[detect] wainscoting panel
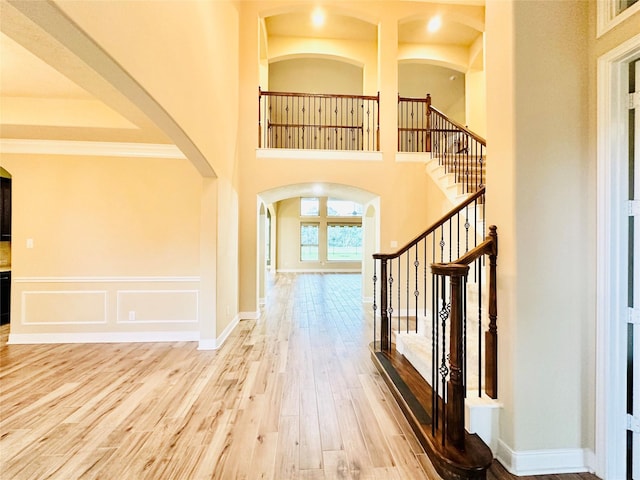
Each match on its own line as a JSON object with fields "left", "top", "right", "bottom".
{"left": 22, "top": 290, "right": 107, "bottom": 325}
{"left": 9, "top": 276, "right": 201, "bottom": 343}
{"left": 116, "top": 290, "right": 198, "bottom": 324}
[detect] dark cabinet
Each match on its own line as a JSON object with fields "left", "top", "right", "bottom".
{"left": 1, "top": 178, "right": 10, "bottom": 241}
{"left": 0, "top": 271, "right": 9, "bottom": 325}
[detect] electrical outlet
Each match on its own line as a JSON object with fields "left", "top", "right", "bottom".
{"left": 26, "top": 238, "right": 34, "bottom": 249}
{"left": 128, "top": 311, "right": 135, "bottom": 321}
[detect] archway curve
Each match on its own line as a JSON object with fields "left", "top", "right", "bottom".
{"left": 269, "top": 53, "right": 365, "bottom": 70}
{"left": 255, "top": 181, "right": 380, "bottom": 303}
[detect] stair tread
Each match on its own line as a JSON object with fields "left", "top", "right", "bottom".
{"left": 371, "top": 344, "right": 493, "bottom": 480}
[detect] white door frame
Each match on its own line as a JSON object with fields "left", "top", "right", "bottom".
{"left": 596, "top": 32, "right": 640, "bottom": 480}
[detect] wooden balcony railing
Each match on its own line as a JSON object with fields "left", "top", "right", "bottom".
{"left": 398, "top": 94, "right": 432, "bottom": 152}
{"left": 258, "top": 88, "right": 380, "bottom": 151}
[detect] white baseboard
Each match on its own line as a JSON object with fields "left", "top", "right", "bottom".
{"left": 496, "top": 440, "right": 593, "bottom": 475}
{"left": 7, "top": 331, "right": 199, "bottom": 344}
{"left": 198, "top": 313, "right": 243, "bottom": 350}
{"left": 239, "top": 310, "right": 260, "bottom": 320}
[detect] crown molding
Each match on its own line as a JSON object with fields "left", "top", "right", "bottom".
{"left": 0, "top": 139, "right": 186, "bottom": 159}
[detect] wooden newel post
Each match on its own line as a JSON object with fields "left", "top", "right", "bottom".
{"left": 426, "top": 93, "right": 432, "bottom": 152}
{"left": 379, "top": 258, "right": 389, "bottom": 351}
{"left": 258, "top": 87, "right": 262, "bottom": 148}
{"left": 485, "top": 225, "right": 498, "bottom": 399}
{"left": 432, "top": 262, "right": 469, "bottom": 450}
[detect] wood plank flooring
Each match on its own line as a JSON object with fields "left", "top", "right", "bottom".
{"left": 0, "top": 273, "right": 601, "bottom": 480}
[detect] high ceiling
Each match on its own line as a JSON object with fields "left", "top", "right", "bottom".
{"left": 263, "top": 6, "right": 484, "bottom": 47}
{"left": 0, "top": 2, "right": 170, "bottom": 144}
{"left": 0, "top": 2, "right": 484, "bottom": 146}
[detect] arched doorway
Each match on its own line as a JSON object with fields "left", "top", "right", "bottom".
{"left": 257, "top": 183, "right": 379, "bottom": 305}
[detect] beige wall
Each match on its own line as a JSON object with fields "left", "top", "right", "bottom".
{"left": 52, "top": 0, "right": 243, "bottom": 344}
{"left": 398, "top": 63, "right": 466, "bottom": 124}
{"left": 486, "top": 0, "right": 592, "bottom": 454}
{"left": 2, "top": 153, "right": 202, "bottom": 339}
{"left": 269, "top": 58, "right": 363, "bottom": 95}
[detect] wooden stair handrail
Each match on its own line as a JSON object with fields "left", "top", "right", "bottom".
{"left": 429, "top": 105, "right": 487, "bottom": 147}
{"left": 374, "top": 187, "right": 485, "bottom": 261}
{"left": 259, "top": 88, "right": 379, "bottom": 102}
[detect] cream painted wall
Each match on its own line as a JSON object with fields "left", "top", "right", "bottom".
{"left": 267, "top": 36, "right": 378, "bottom": 94}
{"left": 465, "top": 70, "right": 486, "bottom": 138}
{"left": 486, "top": 0, "right": 591, "bottom": 456}
{"left": 56, "top": 0, "right": 240, "bottom": 180}
{"left": 269, "top": 58, "right": 363, "bottom": 95}
{"left": 275, "top": 197, "right": 362, "bottom": 272}
{"left": 54, "top": 0, "right": 243, "bottom": 343}
{"left": 2, "top": 153, "right": 202, "bottom": 339}
{"left": 398, "top": 63, "right": 466, "bottom": 124}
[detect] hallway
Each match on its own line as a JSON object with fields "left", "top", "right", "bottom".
{"left": 1, "top": 273, "right": 600, "bottom": 479}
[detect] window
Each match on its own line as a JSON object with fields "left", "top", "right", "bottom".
{"left": 300, "top": 223, "right": 319, "bottom": 261}
{"left": 327, "top": 198, "right": 362, "bottom": 217}
{"left": 617, "top": 0, "right": 638, "bottom": 15}
{"left": 327, "top": 224, "right": 362, "bottom": 261}
{"left": 300, "top": 197, "right": 319, "bottom": 216}
{"left": 598, "top": 0, "right": 640, "bottom": 36}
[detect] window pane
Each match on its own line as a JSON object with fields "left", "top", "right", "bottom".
{"left": 301, "top": 246, "right": 319, "bottom": 261}
{"left": 617, "top": 0, "right": 638, "bottom": 15}
{"left": 300, "top": 197, "right": 319, "bottom": 216}
{"left": 327, "top": 224, "right": 362, "bottom": 261}
{"left": 327, "top": 198, "right": 363, "bottom": 217}
{"left": 300, "top": 224, "right": 319, "bottom": 261}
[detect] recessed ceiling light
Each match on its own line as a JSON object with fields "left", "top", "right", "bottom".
{"left": 427, "top": 16, "right": 442, "bottom": 33}
{"left": 312, "top": 7, "right": 325, "bottom": 28}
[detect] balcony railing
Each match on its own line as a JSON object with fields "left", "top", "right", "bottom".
{"left": 258, "top": 88, "right": 380, "bottom": 151}
{"left": 398, "top": 94, "right": 432, "bottom": 152}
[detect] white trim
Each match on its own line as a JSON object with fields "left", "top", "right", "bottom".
{"left": 256, "top": 148, "right": 383, "bottom": 162}
{"left": 362, "top": 295, "right": 373, "bottom": 304}
{"left": 597, "top": 0, "right": 640, "bottom": 38}
{"left": 198, "top": 313, "right": 243, "bottom": 350}
{"left": 239, "top": 310, "right": 261, "bottom": 320}
{"left": 496, "top": 440, "right": 592, "bottom": 476}
{"left": 7, "top": 331, "right": 199, "bottom": 345}
{"left": 14, "top": 276, "right": 200, "bottom": 283}
{"left": 0, "top": 139, "right": 186, "bottom": 159}
{"left": 276, "top": 268, "right": 362, "bottom": 273}
{"left": 596, "top": 32, "right": 640, "bottom": 480}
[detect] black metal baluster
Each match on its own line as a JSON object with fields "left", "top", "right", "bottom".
{"left": 414, "top": 244, "right": 419, "bottom": 334}
{"left": 478, "top": 256, "right": 483, "bottom": 397}
{"left": 397, "top": 257, "right": 401, "bottom": 332}
{"left": 373, "top": 260, "right": 377, "bottom": 350}
{"left": 432, "top": 272, "right": 439, "bottom": 435}
{"left": 440, "top": 274, "right": 449, "bottom": 446}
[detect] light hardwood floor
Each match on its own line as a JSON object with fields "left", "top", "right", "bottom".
{"left": 0, "top": 273, "right": 601, "bottom": 480}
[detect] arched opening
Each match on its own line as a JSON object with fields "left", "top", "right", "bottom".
{"left": 257, "top": 182, "right": 379, "bottom": 304}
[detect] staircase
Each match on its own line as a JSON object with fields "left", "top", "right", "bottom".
{"left": 373, "top": 104, "right": 497, "bottom": 480}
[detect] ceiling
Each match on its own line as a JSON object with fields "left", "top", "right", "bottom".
{"left": 0, "top": 2, "right": 484, "bottom": 146}
{"left": 0, "top": 2, "right": 170, "bottom": 145}
{"left": 264, "top": 6, "right": 484, "bottom": 47}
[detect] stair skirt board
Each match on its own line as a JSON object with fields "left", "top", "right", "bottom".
{"left": 371, "top": 345, "right": 493, "bottom": 480}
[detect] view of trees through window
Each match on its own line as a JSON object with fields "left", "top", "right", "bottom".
{"left": 327, "top": 224, "right": 362, "bottom": 260}
{"left": 298, "top": 197, "right": 363, "bottom": 262}
{"left": 300, "top": 197, "right": 319, "bottom": 216}
{"left": 300, "top": 223, "right": 319, "bottom": 261}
